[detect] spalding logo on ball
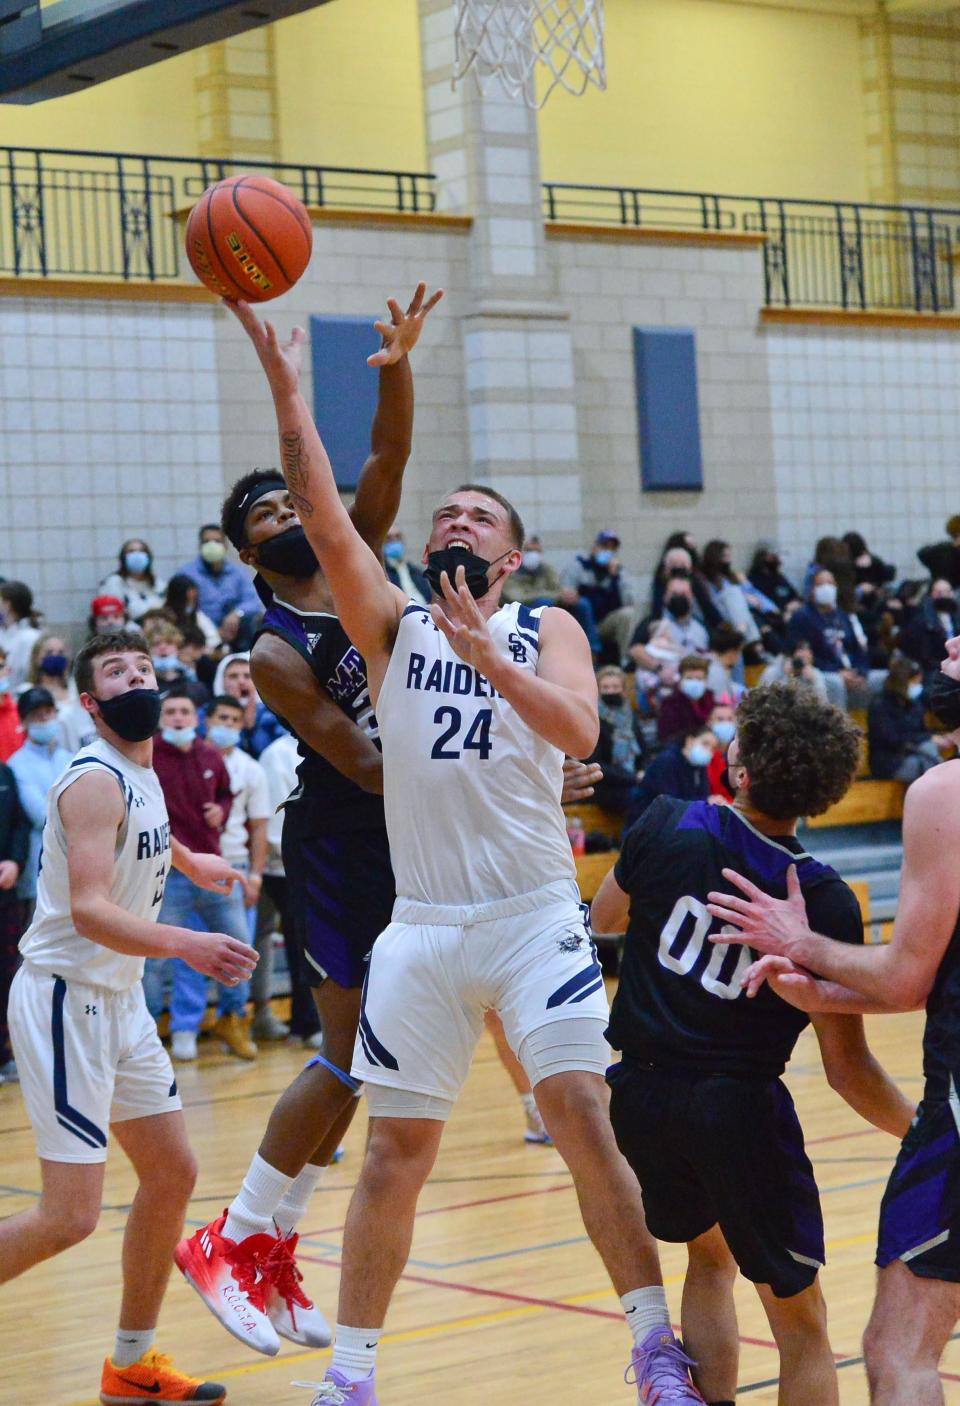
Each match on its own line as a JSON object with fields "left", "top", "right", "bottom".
{"left": 185, "top": 174, "right": 312, "bottom": 302}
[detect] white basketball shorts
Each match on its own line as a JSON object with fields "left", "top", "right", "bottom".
{"left": 351, "top": 879, "right": 610, "bottom": 1108}
{"left": 9, "top": 963, "right": 182, "bottom": 1164}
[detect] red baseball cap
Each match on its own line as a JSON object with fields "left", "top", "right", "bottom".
{"left": 90, "top": 594, "right": 125, "bottom": 619}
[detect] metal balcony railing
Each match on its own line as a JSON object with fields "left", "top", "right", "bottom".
{"left": 543, "top": 182, "right": 960, "bottom": 313}
{"left": 0, "top": 147, "right": 437, "bottom": 281}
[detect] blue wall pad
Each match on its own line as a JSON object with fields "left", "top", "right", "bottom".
{"left": 310, "top": 314, "right": 381, "bottom": 492}
{"left": 632, "top": 327, "right": 703, "bottom": 492}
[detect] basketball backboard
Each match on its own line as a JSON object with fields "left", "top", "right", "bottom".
{"left": 0, "top": 0, "right": 337, "bottom": 103}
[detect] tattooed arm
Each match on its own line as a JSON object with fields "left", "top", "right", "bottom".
{"left": 229, "top": 301, "right": 406, "bottom": 667}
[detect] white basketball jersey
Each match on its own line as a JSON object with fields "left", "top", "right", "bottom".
{"left": 19, "top": 738, "right": 171, "bottom": 992}
{"left": 377, "top": 600, "right": 576, "bottom": 905}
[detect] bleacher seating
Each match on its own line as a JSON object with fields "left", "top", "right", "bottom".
{"left": 805, "top": 779, "right": 905, "bottom": 829}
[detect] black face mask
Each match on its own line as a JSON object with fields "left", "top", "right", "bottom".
{"left": 601, "top": 694, "right": 625, "bottom": 707}
{"left": 665, "top": 593, "right": 692, "bottom": 619}
{"left": 93, "top": 688, "right": 162, "bottom": 743}
{"left": 929, "top": 673, "right": 960, "bottom": 731}
{"left": 934, "top": 597, "right": 957, "bottom": 614}
{"left": 254, "top": 525, "right": 319, "bottom": 579}
{"left": 424, "top": 546, "right": 510, "bottom": 601}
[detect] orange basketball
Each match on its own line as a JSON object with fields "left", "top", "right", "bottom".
{"left": 185, "top": 174, "right": 313, "bottom": 303}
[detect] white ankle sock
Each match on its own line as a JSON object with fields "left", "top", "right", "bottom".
{"left": 223, "top": 1152, "right": 293, "bottom": 1242}
{"left": 112, "top": 1328, "right": 156, "bottom": 1368}
{"left": 621, "top": 1286, "right": 671, "bottom": 1347}
{"left": 332, "top": 1323, "right": 381, "bottom": 1379}
{"left": 520, "top": 1092, "right": 537, "bottom": 1116}
{"left": 274, "top": 1163, "right": 324, "bottom": 1236}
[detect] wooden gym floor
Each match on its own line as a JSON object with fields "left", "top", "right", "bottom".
{"left": 1, "top": 993, "right": 957, "bottom": 1405}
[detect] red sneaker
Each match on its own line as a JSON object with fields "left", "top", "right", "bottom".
{"left": 263, "top": 1229, "right": 332, "bottom": 1348}
{"left": 174, "top": 1212, "right": 280, "bottom": 1356}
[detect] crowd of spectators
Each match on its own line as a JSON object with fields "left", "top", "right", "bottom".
{"left": 1, "top": 510, "right": 959, "bottom": 1082}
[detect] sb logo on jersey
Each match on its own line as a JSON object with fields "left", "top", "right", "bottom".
{"left": 507, "top": 632, "right": 528, "bottom": 665}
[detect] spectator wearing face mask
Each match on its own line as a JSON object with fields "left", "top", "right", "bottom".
{"left": 0, "top": 648, "right": 21, "bottom": 761}
{"left": 213, "top": 652, "right": 284, "bottom": 759}
{"left": 0, "top": 582, "right": 42, "bottom": 690}
{"left": 899, "top": 579, "right": 960, "bottom": 693}
{"left": 707, "top": 698, "right": 736, "bottom": 802}
{"left": 705, "top": 623, "right": 746, "bottom": 702}
{"left": 868, "top": 656, "right": 951, "bottom": 784}
{"left": 177, "top": 523, "right": 262, "bottom": 633}
{"left": 588, "top": 666, "right": 647, "bottom": 813}
{"left": 747, "top": 543, "right": 800, "bottom": 615}
{"left": 787, "top": 569, "right": 870, "bottom": 710}
{"left": 758, "top": 639, "right": 829, "bottom": 703}
{"left": 25, "top": 633, "right": 74, "bottom": 707}
{"left": 87, "top": 593, "right": 128, "bottom": 636}
{"left": 99, "top": 537, "right": 167, "bottom": 622}
{"left": 700, "top": 540, "right": 763, "bottom": 660}
{"left": 8, "top": 687, "right": 71, "bottom": 918}
{"left": 630, "top": 575, "right": 709, "bottom": 678}
{"left": 564, "top": 531, "right": 637, "bottom": 663}
{"left": 145, "top": 689, "right": 255, "bottom": 1062}
{"left": 503, "top": 534, "right": 561, "bottom": 606}
{"left": 624, "top": 726, "right": 716, "bottom": 831}
{"left": 657, "top": 655, "right": 716, "bottom": 743}
{"left": 383, "top": 529, "right": 429, "bottom": 605}
{"left": 164, "top": 573, "right": 220, "bottom": 651}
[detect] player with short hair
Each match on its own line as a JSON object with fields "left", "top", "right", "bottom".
{"left": 705, "top": 644, "right": 960, "bottom": 1405}
{"left": 0, "top": 630, "right": 254, "bottom": 1406}
{"left": 592, "top": 683, "right": 913, "bottom": 1406}
{"left": 227, "top": 296, "right": 705, "bottom": 1405}
{"left": 178, "top": 286, "right": 597, "bottom": 1356}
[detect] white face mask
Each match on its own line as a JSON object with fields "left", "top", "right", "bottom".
{"left": 687, "top": 742, "right": 713, "bottom": 769}
{"left": 813, "top": 583, "right": 837, "bottom": 609}
{"left": 680, "top": 677, "right": 707, "bottom": 701}
{"left": 907, "top": 683, "right": 924, "bottom": 701}
{"left": 522, "top": 551, "right": 542, "bottom": 572}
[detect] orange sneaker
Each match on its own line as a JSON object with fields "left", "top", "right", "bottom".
{"left": 100, "top": 1349, "right": 226, "bottom": 1405}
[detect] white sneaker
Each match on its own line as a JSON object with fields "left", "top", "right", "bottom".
{"left": 171, "top": 1030, "right": 198, "bottom": 1061}
{"left": 263, "top": 1229, "right": 332, "bottom": 1348}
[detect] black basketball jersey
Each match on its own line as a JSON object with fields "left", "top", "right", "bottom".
{"left": 922, "top": 911, "right": 960, "bottom": 1101}
{"left": 256, "top": 598, "right": 385, "bottom": 833}
{"left": 606, "top": 797, "right": 863, "bottom": 1079}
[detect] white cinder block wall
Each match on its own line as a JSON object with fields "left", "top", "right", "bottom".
{"left": 1, "top": 220, "right": 958, "bottom": 633}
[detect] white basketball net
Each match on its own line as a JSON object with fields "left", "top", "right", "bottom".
{"left": 453, "top": 0, "right": 606, "bottom": 110}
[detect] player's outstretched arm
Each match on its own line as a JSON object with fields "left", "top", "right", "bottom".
{"left": 709, "top": 762, "right": 960, "bottom": 1009}
{"left": 811, "top": 1012, "right": 916, "bottom": 1138}
{"left": 432, "top": 580, "right": 599, "bottom": 756}
{"left": 61, "top": 777, "right": 256, "bottom": 985}
{"left": 741, "top": 955, "right": 916, "bottom": 1014}
{"left": 350, "top": 282, "right": 443, "bottom": 553}
{"left": 227, "top": 299, "right": 405, "bottom": 664}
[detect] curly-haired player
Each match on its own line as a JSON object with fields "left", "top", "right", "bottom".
{"left": 592, "top": 683, "right": 914, "bottom": 1406}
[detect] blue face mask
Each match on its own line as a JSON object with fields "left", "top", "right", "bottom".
{"left": 162, "top": 726, "right": 196, "bottom": 747}
{"left": 687, "top": 742, "right": 713, "bottom": 769}
{"left": 593, "top": 549, "right": 613, "bottom": 567}
{"left": 0, "top": 677, "right": 10, "bottom": 694}
{"left": 712, "top": 720, "right": 736, "bottom": 745}
{"left": 124, "top": 549, "right": 150, "bottom": 575}
{"left": 28, "top": 720, "right": 59, "bottom": 746}
{"left": 907, "top": 683, "right": 924, "bottom": 702}
{"left": 383, "top": 540, "right": 405, "bottom": 562}
{"left": 208, "top": 724, "right": 241, "bottom": 750}
{"left": 152, "top": 656, "right": 179, "bottom": 676}
{"left": 680, "top": 678, "right": 707, "bottom": 701}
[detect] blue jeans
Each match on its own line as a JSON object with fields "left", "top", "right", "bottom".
{"left": 143, "top": 869, "right": 253, "bottom": 1032}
